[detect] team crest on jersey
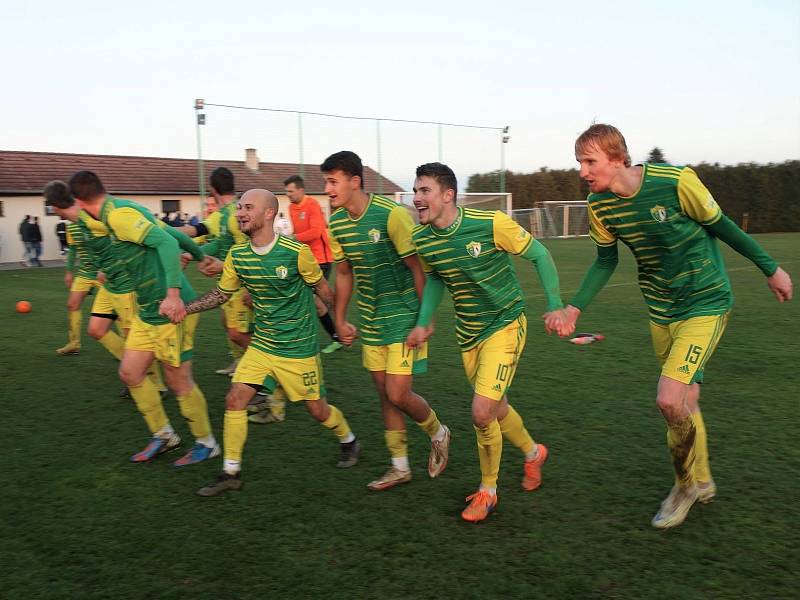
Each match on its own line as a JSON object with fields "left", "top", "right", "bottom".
{"left": 368, "top": 228, "right": 381, "bottom": 243}
{"left": 705, "top": 193, "right": 717, "bottom": 209}
{"left": 516, "top": 226, "right": 528, "bottom": 241}
{"left": 275, "top": 265, "right": 288, "bottom": 279}
{"left": 466, "top": 241, "right": 482, "bottom": 257}
{"left": 650, "top": 205, "right": 668, "bottom": 223}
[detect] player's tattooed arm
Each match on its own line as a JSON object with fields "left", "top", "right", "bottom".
{"left": 185, "top": 288, "right": 231, "bottom": 314}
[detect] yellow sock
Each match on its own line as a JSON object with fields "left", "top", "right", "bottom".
{"left": 98, "top": 331, "right": 124, "bottom": 359}
{"left": 321, "top": 405, "right": 352, "bottom": 441}
{"left": 384, "top": 429, "right": 408, "bottom": 459}
{"left": 129, "top": 377, "right": 168, "bottom": 434}
{"left": 475, "top": 419, "right": 502, "bottom": 489}
{"left": 416, "top": 408, "right": 441, "bottom": 439}
{"left": 68, "top": 310, "right": 82, "bottom": 346}
{"left": 228, "top": 338, "right": 245, "bottom": 359}
{"left": 223, "top": 409, "right": 248, "bottom": 464}
{"left": 269, "top": 387, "right": 287, "bottom": 418}
{"left": 146, "top": 362, "right": 166, "bottom": 391}
{"left": 667, "top": 416, "right": 697, "bottom": 487}
{"left": 177, "top": 385, "right": 212, "bottom": 439}
{"left": 499, "top": 405, "right": 535, "bottom": 456}
{"left": 692, "top": 410, "right": 711, "bottom": 483}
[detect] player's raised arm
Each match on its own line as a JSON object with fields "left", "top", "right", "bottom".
{"left": 185, "top": 250, "right": 239, "bottom": 314}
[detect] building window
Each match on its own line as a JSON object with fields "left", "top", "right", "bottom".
{"left": 162, "top": 199, "right": 181, "bottom": 215}
{"left": 44, "top": 200, "right": 57, "bottom": 216}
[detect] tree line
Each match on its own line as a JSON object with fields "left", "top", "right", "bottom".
{"left": 466, "top": 151, "right": 800, "bottom": 233}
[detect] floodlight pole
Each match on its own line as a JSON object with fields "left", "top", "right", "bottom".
{"left": 195, "top": 99, "right": 206, "bottom": 216}
{"left": 297, "top": 112, "right": 305, "bottom": 179}
{"left": 500, "top": 126, "right": 510, "bottom": 194}
{"left": 376, "top": 119, "right": 384, "bottom": 195}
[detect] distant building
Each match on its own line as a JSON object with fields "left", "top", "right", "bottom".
{"left": 0, "top": 148, "right": 403, "bottom": 264}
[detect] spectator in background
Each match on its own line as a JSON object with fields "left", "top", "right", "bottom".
{"left": 189, "top": 213, "right": 201, "bottom": 227}
{"left": 56, "top": 219, "right": 68, "bottom": 255}
{"left": 274, "top": 211, "right": 292, "bottom": 236}
{"left": 19, "top": 215, "right": 33, "bottom": 266}
{"left": 30, "top": 216, "right": 44, "bottom": 267}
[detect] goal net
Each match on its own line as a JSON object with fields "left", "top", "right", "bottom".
{"left": 510, "top": 201, "right": 589, "bottom": 239}
{"left": 394, "top": 192, "right": 512, "bottom": 223}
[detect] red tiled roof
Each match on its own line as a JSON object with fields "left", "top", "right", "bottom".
{"left": 0, "top": 150, "right": 404, "bottom": 195}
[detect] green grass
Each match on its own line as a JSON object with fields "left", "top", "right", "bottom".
{"left": 1, "top": 234, "right": 798, "bottom": 600}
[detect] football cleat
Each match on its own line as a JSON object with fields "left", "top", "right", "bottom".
{"left": 367, "top": 467, "right": 412, "bottom": 491}
{"left": 321, "top": 341, "right": 343, "bottom": 354}
{"left": 461, "top": 490, "right": 498, "bottom": 522}
{"left": 248, "top": 410, "right": 285, "bottom": 424}
{"left": 522, "top": 444, "right": 549, "bottom": 491}
{"left": 130, "top": 433, "right": 181, "bottom": 463}
{"left": 696, "top": 479, "right": 717, "bottom": 504}
{"left": 215, "top": 358, "right": 240, "bottom": 376}
{"left": 119, "top": 387, "right": 132, "bottom": 399}
{"left": 428, "top": 425, "right": 452, "bottom": 478}
{"left": 173, "top": 443, "right": 221, "bottom": 467}
{"left": 197, "top": 472, "right": 243, "bottom": 497}
{"left": 56, "top": 343, "right": 81, "bottom": 356}
{"left": 336, "top": 439, "right": 361, "bottom": 468}
{"left": 246, "top": 395, "right": 268, "bottom": 414}
{"left": 652, "top": 484, "right": 699, "bottom": 529}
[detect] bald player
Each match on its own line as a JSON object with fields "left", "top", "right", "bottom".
{"left": 184, "top": 189, "right": 360, "bottom": 496}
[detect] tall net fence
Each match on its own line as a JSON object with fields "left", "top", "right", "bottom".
{"left": 195, "top": 102, "right": 508, "bottom": 194}
{"left": 510, "top": 201, "right": 589, "bottom": 239}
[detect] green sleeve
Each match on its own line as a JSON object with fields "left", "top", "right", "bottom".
{"left": 569, "top": 243, "right": 619, "bottom": 311}
{"left": 201, "top": 238, "right": 220, "bottom": 259}
{"left": 415, "top": 274, "right": 445, "bottom": 327}
{"left": 165, "top": 226, "right": 205, "bottom": 262}
{"left": 520, "top": 239, "right": 564, "bottom": 311}
{"left": 141, "top": 227, "right": 182, "bottom": 288}
{"left": 66, "top": 246, "right": 76, "bottom": 272}
{"left": 705, "top": 215, "right": 778, "bottom": 276}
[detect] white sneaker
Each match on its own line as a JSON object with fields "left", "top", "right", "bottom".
{"left": 652, "top": 484, "right": 698, "bottom": 529}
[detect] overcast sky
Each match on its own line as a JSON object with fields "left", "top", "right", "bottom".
{"left": 2, "top": 0, "right": 798, "bottom": 189}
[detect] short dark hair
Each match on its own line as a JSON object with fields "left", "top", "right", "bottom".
{"left": 416, "top": 162, "right": 458, "bottom": 198}
{"left": 43, "top": 180, "right": 75, "bottom": 208}
{"left": 320, "top": 151, "right": 364, "bottom": 189}
{"left": 209, "top": 167, "right": 235, "bottom": 195}
{"left": 69, "top": 170, "right": 106, "bottom": 200}
{"left": 283, "top": 175, "right": 305, "bottom": 188}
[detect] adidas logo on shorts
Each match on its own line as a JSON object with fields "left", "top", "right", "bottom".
{"left": 677, "top": 364, "right": 691, "bottom": 375}
{"left": 492, "top": 383, "right": 502, "bottom": 391}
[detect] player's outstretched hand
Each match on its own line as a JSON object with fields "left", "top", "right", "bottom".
{"left": 767, "top": 267, "right": 793, "bottom": 303}
{"left": 97, "top": 271, "right": 107, "bottom": 285}
{"left": 543, "top": 308, "right": 575, "bottom": 337}
{"left": 198, "top": 256, "right": 223, "bottom": 277}
{"left": 159, "top": 294, "right": 186, "bottom": 323}
{"left": 336, "top": 321, "right": 359, "bottom": 347}
{"left": 406, "top": 325, "right": 431, "bottom": 349}
{"left": 180, "top": 252, "right": 193, "bottom": 269}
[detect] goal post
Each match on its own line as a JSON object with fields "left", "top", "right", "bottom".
{"left": 510, "top": 201, "right": 589, "bottom": 239}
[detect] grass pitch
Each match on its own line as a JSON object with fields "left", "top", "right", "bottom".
{"left": 1, "top": 234, "right": 797, "bottom": 600}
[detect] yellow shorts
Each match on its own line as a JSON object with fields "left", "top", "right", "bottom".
{"left": 461, "top": 313, "right": 527, "bottom": 401}
{"left": 222, "top": 288, "right": 254, "bottom": 334}
{"left": 362, "top": 342, "right": 428, "bottom": 376}
{"left": 70, "top": 276, "right": 100, "bottom": 293}
{"left": 91, "top": 287, "right": 137, "bottom": 330}
{"left": 650, "top": 313, "right": 728, "bottom": 384}
{"left": 232, "top": 346, "right": 325, "bottom": 402}
{"left": 125, "top": 313, "right": 199, "bottom": 367}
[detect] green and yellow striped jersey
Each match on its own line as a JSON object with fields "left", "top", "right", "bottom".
{"left": 588, "top": 163, "right": 732, "bottom": 324}
{"left": 413, "top": 207, "right": 534, "bottom": 350}
{"left": 328, "top": 195, "right": 419, "bottom": 345}
{"left": 204, "top": 200, "right": 247, "bottom": 260}
{"left": 65, "top": 222, "right": 98, "bottom": 280}
{"left": 218, "top": 237, "right": 322, "bottom": 358}
{"left": 99, "top": 196, "right": 197, "bottom": 324}
{"left": 76, "top": 210, "right": 138, "bottom": 295}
